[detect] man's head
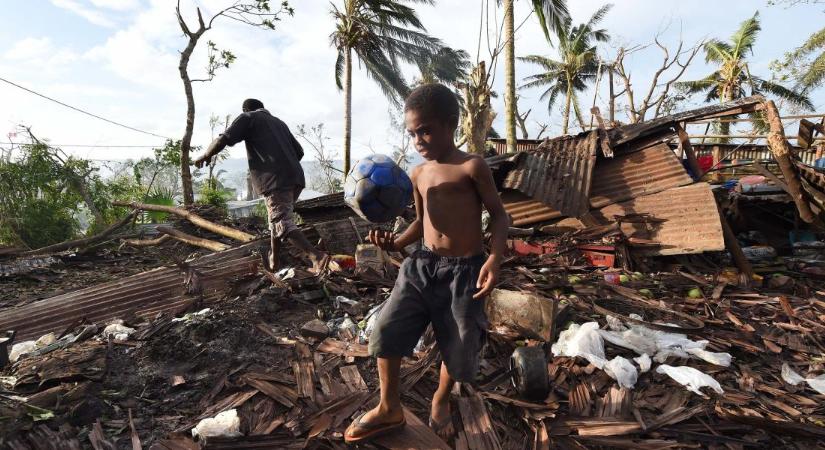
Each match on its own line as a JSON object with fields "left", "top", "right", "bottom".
{"left": 242, "top": 98, "right": 265, "bottom": 112}
{"left": 404, "top": 83, "right": 460, "bottom": 161}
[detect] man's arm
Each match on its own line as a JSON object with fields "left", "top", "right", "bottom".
{"left": 470, "top": 156, "right": 508, "bottom": 298}
{"left": 194, "top": 113, "right": 251, "bottom": 168}
{"left": 193, "top": 136, "right": 227, "bottom": 168}
{"left": 369, "top": 166, "right": 423, "bottom": 251}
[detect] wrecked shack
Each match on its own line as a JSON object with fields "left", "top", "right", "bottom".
{"left": 1, "top": 96, "right": 825, "bottom": 449}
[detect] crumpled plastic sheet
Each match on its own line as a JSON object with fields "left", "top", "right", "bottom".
{"left": 656, "top": 364, "right": 724, "bottom": 397}
{"left": 9, "top": 341, "right": 37, "bottom": 363}
{"left": 102, "top": 323, "right": 136, "bottom": 341}
{"left": 192, "top": 409, "right": 241, "bottom": 440}
{"left": 634, "top": 354, "right": 651, "bottom": 373}
{"left": 599, "top": 315, "right": 732, "bottom": 367}
{"left": 551, "top": 322, "right": 607, "bottom": 369}
{"left": 604, "top": 356, "right": 638, "bottom": 389}
{"left": 781, "top": 363, "right": 825, "bottom": 395}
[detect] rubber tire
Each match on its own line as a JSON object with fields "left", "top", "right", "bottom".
{"left": 510, "top": 346, "right": 549, "bottom": 401}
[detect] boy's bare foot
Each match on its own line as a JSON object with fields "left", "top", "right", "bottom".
{"left": 344, "top": 404, "right": 406, "bottom": 443}
{"left": 429, "top": 397, "right": 454, "bottom": 440}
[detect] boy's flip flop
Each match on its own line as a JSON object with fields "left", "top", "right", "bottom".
{"left": 343, "top": 411, "right": 406, "bottom": 444}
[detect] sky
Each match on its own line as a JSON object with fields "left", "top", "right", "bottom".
{"left": 1, "top": 0, "right": 824, "bottom": 166}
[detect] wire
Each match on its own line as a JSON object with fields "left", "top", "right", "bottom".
{"left": 22, "top": 144, "right": 164, "bottom": 148}
{"left": 0, "top": 75, "right": 171, "bottom": 140}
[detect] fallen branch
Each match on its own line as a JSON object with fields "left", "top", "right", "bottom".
{"left": 21, "top": 211, "right": 138, "bottom": 256}
{"left": 113, "top": 201, "right": 254, "bottom": 242}
{"left": 157, "top": 226, "right": 229, "bottom": 252}
{"left": 122, "top": 235, "right": 172, "bottom": 247}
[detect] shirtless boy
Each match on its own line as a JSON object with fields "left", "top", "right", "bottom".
{"left": 344, "top": 84, "right": 509, "bottom": 443}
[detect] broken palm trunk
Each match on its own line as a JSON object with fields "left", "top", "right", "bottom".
{"left": 462, "top": 62, "right": 495, "bottom": 155}
{"left": 764, "top": 100, "right": 822, "bottom": 226}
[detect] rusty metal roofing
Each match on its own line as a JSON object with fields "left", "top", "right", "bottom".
{"left": 488, "top": 138, "right": 545, "bottom": 155}
{"left": 609, "top": 96, "right": 764, "bottom": 146}
{"left": 502, "top": 131, "right": 599, "bottom": 217}
{"left": 593, "top": 183, "right": 725, "bottom": 256}
{"left": 0, "top": 241, "right": 262, "bottom": 341}
{"left": 589, "top": 142, "right": 693, "bottom": 209}
{"left": 501, "top": 189, "right": 562, "bottom": 227}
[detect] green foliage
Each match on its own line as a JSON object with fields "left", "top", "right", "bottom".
{"left": 12, "top": 200, "right": 78, "bottom": 249}
{"left": 197, "top": 184, "right": 232, "bottom": 212}
{"left": 143, "top": 187, "right": 176, "bottom": 223}
{"left": 771, "top": 27, "right": 825, "bottom": 92}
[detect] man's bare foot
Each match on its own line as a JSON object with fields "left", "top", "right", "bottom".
{"left": 429, "top": 397, "right": 454, "bottom": 440}
{"left": 344, "top": 404, "right": 405, "bottom": 443}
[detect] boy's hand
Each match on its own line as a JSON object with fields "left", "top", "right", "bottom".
{"left": 369, "top": 229, "right": 397, "bottom": 252}
{"left": 474, "top": 255, "right": 501, "bottom": 299}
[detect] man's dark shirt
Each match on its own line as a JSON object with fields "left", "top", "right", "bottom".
{"left": 221, "top": 109, "right": 305, "bottom": 195}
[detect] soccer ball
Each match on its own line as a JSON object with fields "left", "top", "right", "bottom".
{"left": 344, "top": 154, "right": 413, "bottom": 223}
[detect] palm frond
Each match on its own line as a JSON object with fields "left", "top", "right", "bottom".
{"left": 797, "top": 27, "right": 825, "bottom": 56}
{"left": 731, "top": 12, "right": 760, "bottom": 57}
{"left": 531, "top": 0, "right": 570, "bottom": 43}
{"left": 704, "top": 39, "right": 732, "bottom": 64}
{"left": 334, "top": 50, "right": 345, "bottom": 90}
{"left": 754, "top": 78, "right": 814, "bottom": 109}
{"left": 800, "top": 50, "right": 825, "bottom": 90}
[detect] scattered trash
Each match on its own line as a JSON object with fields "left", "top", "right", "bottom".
{"left": 634, "top": 354, "right": 651, "bottom": 373}
{"left": 8, "top": 341, "right": 36, "bottom": 363}
{"left": 172, "top": 308, "right": 212, "bottom": 323}
{"left": 604, "top": 356, "right": 638, "bottom": 389}
{"left": 655, "top": 365, "right": 724, "bottom": 397}
{"left": 102, "top": 323, "right": 136, "bottom": 341}
{"left": 551, "top": 322, "right": 606, "bottom": 369}
{"left": 780, "top": 363, "right": 825, "bottom": 395}
{"left": 192, "top": 409, "right": 242, "bottom": 440}
{"left": 741, "top": 245, "right": 778, "bottom": 262}
{"left": 487, "top": 289, "right": 564, "bottom": 342}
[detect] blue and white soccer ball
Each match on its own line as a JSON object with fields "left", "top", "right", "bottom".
{"left": 344, "top": 154, "right": 413, "bottom": 223}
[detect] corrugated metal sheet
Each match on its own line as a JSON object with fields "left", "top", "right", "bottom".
{"left": 609, "top": 96, "right": 764, "bottom": 146}
{"left": 593, "top": 183, "right": 724, "bottom": 256}
{"left": 488, "top": 139, "right": 544, "bottom": 155}
{"left": 0, "top": 241, "right": 262, "bottom": 341}
{"left": 502, "top": 131, "right": 599, "bottom": 217}
{"left": 501, "top": 190, "right": 562, "bottom": 227}
{"left": 589, "top": 143, "right": 693, "bottom": 209}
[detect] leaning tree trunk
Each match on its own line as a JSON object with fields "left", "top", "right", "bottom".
{"left": 343, "top": 47, "right": 353, "bottom": 179}
{"left": 562, "top": 83, "right": 572, "bottom": 135}
{"left": 503, "top": 0, "right": 517, "bottom": 154}
{"left": 463, "top": 62, "right": 494, "bottom": 154}
{"left": 179, "top": 35, "right": 199, "bottom": 206}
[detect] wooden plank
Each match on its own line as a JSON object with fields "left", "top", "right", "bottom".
{"left": 340, "top": 365, "right": 368, "bottom": 392}
{"left": 675, "top": 123, "right": 702, "bottom": 179}
{"left": 374, "top": 409, "right": 451, "bottom": 450}
{"left": 292, "top": 360, "right": 316, "bottom": 402}
{"left": 317, "top": 338, "right": 370, "bottom": 358}
{"left": 457, "top": 394, "right": 502, "bottom": 450}
{"left": 244, "top": 377, "right": 298, "bottom": 408}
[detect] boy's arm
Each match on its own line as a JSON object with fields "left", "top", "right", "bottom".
{"left": 469, "top": 156, "right": 508, "bottom": 299}
{"left": 194, "top": 137, "right": 227, "bottom": 168}
{"left": 369, "top": 166, "right": 423, "bottom": 251}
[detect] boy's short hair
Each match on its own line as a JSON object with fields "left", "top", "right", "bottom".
{"left": 404, "top": 83, "right": 460, "bottom": 129}
{"left": 242, "top": 98, "right": 264, "bottom": 112}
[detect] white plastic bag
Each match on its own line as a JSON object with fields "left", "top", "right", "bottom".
{"left": 685, "top": 347, "right": 732, "bottom": 367}
{"left": 604, "top": 356, "right": 638, "bottom": 389}
{"left": 103, "top": 323, "right": 135, "bottom": 341}
{"left": 781, "top": 363, "right": 825, "bottom": 395}
{"left": 35, "top": 333, "right": 56, "bottom": 347}
{"left": 551, "top": 322, "right": 606, "bottom": 369}
{"left": 192, "top": 409, "right": 242, "bottom": 440}
{"left": 634, "top": 354, "right": 651, "bottom": 373}
{"left": 656, "top": 364, "right": 723, "bottom": 396}
{"left": 9, "top": 341, "right": 36, "bottom": 363}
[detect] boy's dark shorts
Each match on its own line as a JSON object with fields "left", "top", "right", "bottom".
{"left": 368, "top": 248, "right": 488, "bottom": 382}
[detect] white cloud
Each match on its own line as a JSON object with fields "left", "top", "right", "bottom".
{"left": 5, "top": 37, "right": 54, "bottom": 60}
{"left": 89, "top": 0, "right": 141, "bottom": 11}
{"left": 50, "top": 0, "right": 116, "bottom": 28}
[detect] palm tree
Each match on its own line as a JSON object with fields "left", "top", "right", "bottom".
{"left": 774, "top": 27, "right": 825, "bottom": 93}
{"left": 417, "top": 46, "right": 471, "bottom": 85}
{"left": 503, "top": 0, "right": 569, "bottom": 152}
{"left": 678, "top": 12, "right": 813, "bottom": 141}
{"left": 330, "top": 0, "right": 444, "bottom": 176}
{"left": 518, "top": 5, "right": 611, "bottom": 135}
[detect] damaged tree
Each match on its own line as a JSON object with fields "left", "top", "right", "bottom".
{"left": 764, "top": 100, "right": 822, "bottom": 225}
{"left": 113, "top": 201, "right": 255, "bottom": 242}
{"left": 175, "top": 0, "right": 294, "bottom": 205}
{"left": 462, "top": 62, "right": 496, "bottom": 154}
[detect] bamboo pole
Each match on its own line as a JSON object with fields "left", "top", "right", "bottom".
{"left": 763, "top": 100, "right": 819, "bottom": 224}
{"left": 157, "top": 226, "right": 229, "bottom": 252}
{"left": 123, "top": 235, "right": 172, "bottom": 247}
{"left": 113, "top": 201, "right": 255, "bottom": 242}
